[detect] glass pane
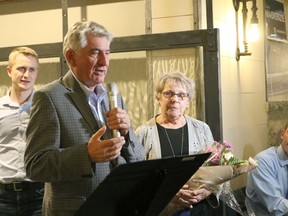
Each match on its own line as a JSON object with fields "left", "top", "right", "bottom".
{"left": 36, "top": 57, "right": 62, "bottom": 89}
{"left": 107, "top": 51, "right": 148, "bottom": 130}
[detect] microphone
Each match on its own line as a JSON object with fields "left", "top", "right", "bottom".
{"left": 107, "top": 82, "right": 121, "bottom": 138}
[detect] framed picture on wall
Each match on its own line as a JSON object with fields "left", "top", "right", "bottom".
{"left": 265, "top": 0, "right": 288, "bottom": 101}
{"left": 265, "top": 0, "right": 287, "bottom": 41}
{"left": 265, "top": 0, "right": 288, "bottom": 146}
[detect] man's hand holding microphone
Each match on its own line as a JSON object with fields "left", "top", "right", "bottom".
{"left": 87, "top": 82, "right": 129, "bottom": 163}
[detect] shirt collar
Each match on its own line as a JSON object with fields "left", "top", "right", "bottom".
{"left": 2, "top": 89, "right": 35, "bottom": 108}
{"left": 71, "top": 72, "right": 107, "bottom": 98}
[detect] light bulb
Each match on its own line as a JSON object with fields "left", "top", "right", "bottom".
{"left": 248, "top": 23, "right": 259, "bottom": 42}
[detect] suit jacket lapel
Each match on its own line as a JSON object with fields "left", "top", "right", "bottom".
{"left": 61, "top": 71, "right": 98, "bottom": 132}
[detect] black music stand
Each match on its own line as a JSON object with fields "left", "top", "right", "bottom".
{"left": 75, "top": 153, "right": 210, "bottom": 216}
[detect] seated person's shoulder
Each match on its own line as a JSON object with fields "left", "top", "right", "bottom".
{"left": 254, "top": 146, "right": 279, "bottom": 169}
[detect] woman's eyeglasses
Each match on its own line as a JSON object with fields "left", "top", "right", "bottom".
{"left": 162, "top": 90, "right": 189, "bottom": 100}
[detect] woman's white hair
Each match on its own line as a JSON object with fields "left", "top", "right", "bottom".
{"left": 155, "top": 72, "right": 195, "bottom": 101}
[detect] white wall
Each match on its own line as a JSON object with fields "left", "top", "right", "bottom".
{"left": 0, "top": 9, "right": 63, "bottom": 47}
{"left": 213, "top": 0, "right": 267, "bottom": 188}
{"left": 0, "top": 1, "right": 146, "bottom": 48}
{"left": 151, "top": 0, "right": 194, "bottom": 33}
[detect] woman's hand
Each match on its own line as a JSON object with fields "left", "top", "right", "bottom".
{"left": 171, "top": 184, "right": 193, "bottom": 209}
{"left": 189, "top": 186, "right": 212, "bottom": 205}
{"left": 171, "top": 185, "right": 212, "bottom": 209}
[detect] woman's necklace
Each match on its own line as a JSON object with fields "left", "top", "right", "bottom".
{"left": 164, "top": 126, "right": 184, "bottom": 157}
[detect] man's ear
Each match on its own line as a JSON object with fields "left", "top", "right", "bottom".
{"left": 6, "top": 66, "right": 12, "bottom": 77}
{"left": 65, "top": 50, "right": 76, "bottom": 66}
{"left": 280, "top": 129, "right": 285, "bottom": 139}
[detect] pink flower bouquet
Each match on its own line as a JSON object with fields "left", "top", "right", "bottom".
{"left": 188, "top": 140, "right": 257, "bottom": 215}
{"left": 191, "top": 140, "right": 257, "bottom": 185}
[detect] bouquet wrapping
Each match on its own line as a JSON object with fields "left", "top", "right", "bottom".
{"left": 188, "top": 141, "right": 257, "bottom": 215}
{"left": 190, "top": 157, "right": 257, "bottom": 186}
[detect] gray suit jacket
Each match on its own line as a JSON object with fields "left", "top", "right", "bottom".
{"left": 24, "top": 71, "right": 144, "bottom": 216}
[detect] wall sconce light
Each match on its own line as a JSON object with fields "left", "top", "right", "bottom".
{"left": 233, "top": 0, "right": 259, "bottom": 61}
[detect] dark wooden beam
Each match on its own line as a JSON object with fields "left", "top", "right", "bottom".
{"left": 111, "top": 30, "right": 209, "bottom": 53}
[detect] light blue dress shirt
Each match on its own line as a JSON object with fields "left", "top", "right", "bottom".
{"left": 0, "top": 90, "right": 34, "bottom": 183}
{"left": 71, "top": 73, "right": 107, "bottom": 127}
{"left": 246, "top": 145, "right": 288, "bottom": 216}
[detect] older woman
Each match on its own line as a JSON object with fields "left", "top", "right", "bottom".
{"left": 136, "top": 72, "right": 217, "bottom": 216}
